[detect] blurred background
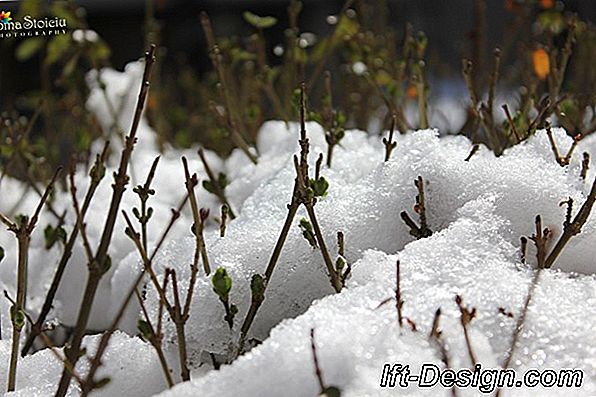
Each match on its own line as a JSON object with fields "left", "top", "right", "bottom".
{"left": 0, "top": 0, "right": 594, "bottom": 182}
{"left": 2, "top": 0, "right": 594, "bottom": 101}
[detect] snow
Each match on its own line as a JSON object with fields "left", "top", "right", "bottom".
{"left": 155, "top": 197, "right": 596, "bottom": 397}
{"left": 0, "top": 331, "right": 169, "bottom": 396}
{"left": 0, "top": 59, "right": 594, "bottom": 396}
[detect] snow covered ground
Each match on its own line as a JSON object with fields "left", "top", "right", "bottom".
{"left": 0, "top": 60, "right": 594, "bottom": 396}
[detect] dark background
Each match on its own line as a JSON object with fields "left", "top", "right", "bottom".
{"left": 0, "top": 0, "right": 594, "bottom": 105}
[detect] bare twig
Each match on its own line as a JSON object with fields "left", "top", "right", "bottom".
{"left": 544, "top": 175, "right": 596, "bottom": 268}
{"left": 2, "top": 167, "right": 60, "bottom": 392}
{"left": 395, "top": 259, "right": 404, "bottom": 328}
{"left": 464, "top": 144, "right": 480, "bottom": 162}
{"left": 237, "top": 83, "right": 343, "bottom": 355}
{"left": 580, "top": 152, "right": 590, "bottom": 180}
{"left": 502, "top": 104, "right": 521, "bottom": 143}
{"left": 134, "top": 156, "right": 160, "bottom": 251}
{"left": 497, "top": 216, "right": 549, "bottom": 397}
{"left": 56, "top": 45, "right": 157, "bottom": 397}
{"left": 135, "top": 288, "right": 174, "bottom": 387}
{"left": 545, "top": 123, "right": 581, "bottom": 167}
{"left": 182, "top": 156, "right": 211, "bottom": 276}
{"left": 428, "top": 308, "right": 458, "bottom": 397}
{"left": 22, "top": 142, "right": 109, "bottom": 356}
{"left": 520, "top": 236, "right": 528, "bottom": 264}
{"left": 4, "top": 291, "right": 85, "bottom": 387}
{"left": 309, "top": 328, "right": 340, "bottom": 396}
{"left": 220, "top": 204, "right": 229, "bottom": 237}
{"left": 455, "top": 295, "right": 478, "bottom": 366}
{"left": 383, "top": 115, "right": 398, "bottom": 162}
{"left": 198, "top": 148, "right": 236, "bottom": 219}
{"left": 311, "top": 328, "right": 325, "bottom": 392}
{"left": 400, "top": 176, "right": 432, "bottom": 239}
{"left": 80, "top": 195, "right": 187, "bottom": 396}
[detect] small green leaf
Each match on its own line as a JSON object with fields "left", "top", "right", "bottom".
{"left": 90, "top": 158, "right": 106, "bottom": 181}
{"left": 335, "top": 257, "right": 346, "bottom": 273}
{"left": 309, "top": 177, "right": 329, "bottom": 197}
{"left": 217, "top": 172, "right": 228, "bottom": 189}
{"left": 243, "top": 11, "right": 278, "bottom": 29}
{"left": 320, "top": 386, "right": 342, "bottom": 397}
{"left": 101, "top": 255, "right": 112, "bottom": 274}
{"left": 212, "top": 267, "right": 232, "bottom": 299}
{"left": 15, "top": 215, "right": 28, "bottom": 229}
{"left": 94, "top": 377, "right": 111, "bottom": 389}
{"left": 137, "top": 319, "right": 154, "bottom": 340}
{"left": 250, "top": 274, "right": 266, "bottom": 305}
{"left": 202, "top": 180, "right": 215, "bottom": 194}
{"left": 299, "top": 217, "right": 318, "bottom": 248}
{"left": 10, "top": 305, "right": 25, "bottom": 332}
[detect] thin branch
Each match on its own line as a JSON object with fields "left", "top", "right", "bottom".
{"left": 310, "top": 328, "right": 326, "bottom": 393}
{"left": 220, "top": 204, "right": 229, "bottom": 237}
{"left": 383, "top": 115, "right": 397, "bottom": 162}
{"left": 5, "top": 167, "right": 60, "bottom": 392}
{"left": 464, "top": 144, "right": 480, "bottom": 162}
{"left": 455, "top": 295, "right": 478, "bottom": 366}
{"left": 400, "top": 176, "right": 432, "bottom": 239}
{"left": 395, "top": 259, "right": 404, "bottom": 328}
{"left": 135, "top": 288, "right": 174, "bottom": 387}
{"left": 80, "top": 195, "right": 187, "bottom": 396}
{"left": 502, "top": 104, "right": 521, "bottom": 143}
{"left": 580, "top": 152, "right": 590, "bottom": 180}
{"left": 56, "top": 45, "right": 157, "bottom": 397}
{"left": 545, "top": 176, "right": 596, "bottom": 268}
{"left": 182, "top": 156, "right": 211, "bottom": 276}
{"left": 497, "top": 216, "right": 549, "bottom": 396}
{"left": 22, "top": 142, "right": 109, "bottom": 355}
{"left": 198, "top": 148, "right": 236, "bottom": 219}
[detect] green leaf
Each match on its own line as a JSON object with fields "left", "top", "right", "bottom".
{"left": 137, "top": 319, "right": 154, "bottom": 340}
{"left": 217, "top": 172, "right": 228, "bottom": 189}
{"left": 250, "top": 274, "right": 266, "bottom": 305}
{"left": 320, "top": 386, "right": 342, "bottom": 397}
{"left": 243, "top": 11, "right": 277, "bottom": 29}
{"left": 10, "top": 305, "right": 25, "bottom": 332}
{"left": 212, "top": 267, "right": 232, "bottom": 299}
{"left": 202, "top": 180, "right": 215, "bottom": 194}
{"left": 15, "top": 215, "right": 28, "bottom": 229}
{"left": 16, "top": 38, "right": 45, "bottom": 62}
{"left": 299, "top": 217, "right": 317, "bottom": 248}
{"left": 101, "top": 255, "right": 112, "bottom": 274}
{"left": 335, "top": 256, "right": 346, "bottom": 273}
{"left": 309, "top": 177, "right": 329, "bottom": 197}
{"left": 94, "top": 377, "right": 111, "bottom": 389}
{"left": 90, "top": 157, "right": 106, "bottom": 181}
